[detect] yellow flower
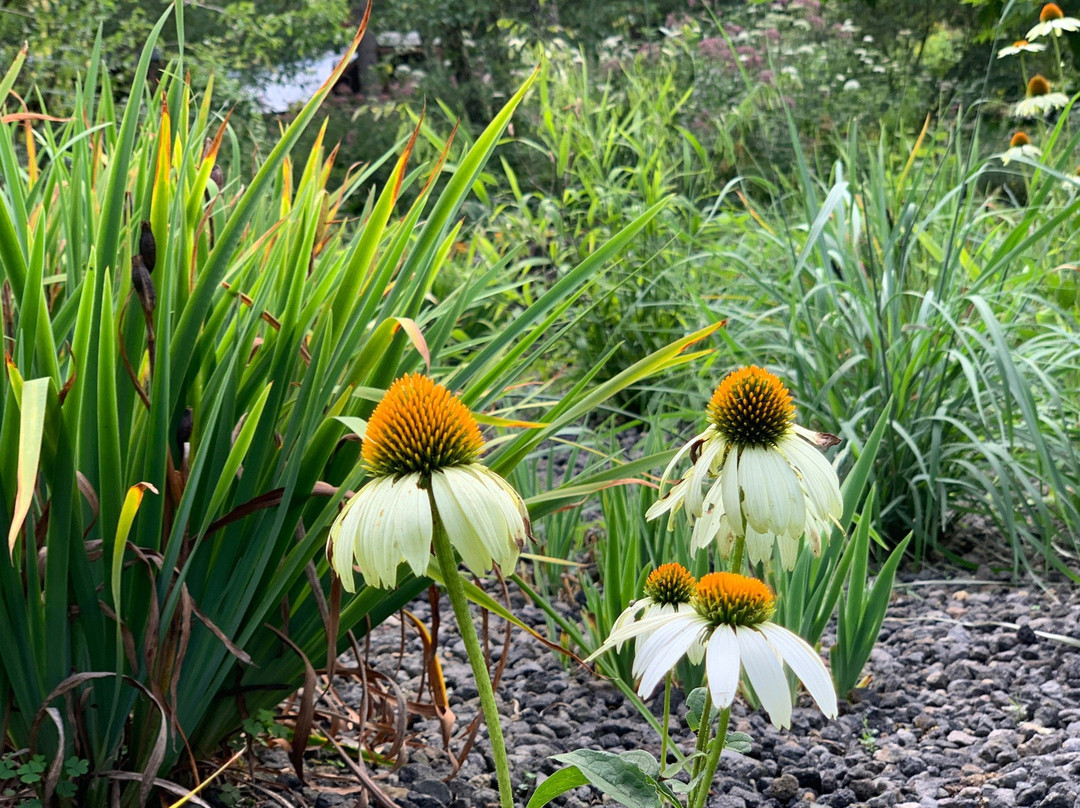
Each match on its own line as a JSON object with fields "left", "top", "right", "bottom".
{"left": 1027, "top": 3, "right": 1080, "bottom": 39}
{"left": 589, "top": 572, "right": 838, "bottom": 729}
{"left": 647, "top": 367, "right": 842, "bottom": 569}
{"left": 1013, "top": 75, "right": 1070, "bottom": 118}
{"left": 328, "top": 374, "right": 531, "bottom": 591}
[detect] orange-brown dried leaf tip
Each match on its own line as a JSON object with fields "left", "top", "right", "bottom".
{"left": 1041, "top": 3, "right": 1064, "bottom": 21}
{"left": 707, "top": 366, "right": 795, "bottom": 448}
{"left": 1028, "top": 75, "right": 1052, "bottom": 97}
{"left": 363, "top": 374, "right": 483, "bottom": 478}
{"left": 693, "top": 572, "right": 776, "bottom": 627}
{"left": 643, "top": 563, "right": 697, "bottom": 605}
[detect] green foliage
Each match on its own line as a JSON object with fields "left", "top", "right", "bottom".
{"left": 528, "top": 749, "right": 680, "bottom": 808}
{"left": 684, "top": 687, "right": 719, "bottom": 734}
{"left": 717, "top": 110, "right": 1080, "bottom": 574}
{"left": 830, "top": 492, "right": 911, "bottom": 696}
{"left": 528, "top": 723, "right": 750, "bottom": 807}
{"left": 0, "top": 6, "right": 714, "bottom": 803}
{"left": 240, "top": 708, "right": 288, "bottom": 744}
{"left": 767, "top": 408, "right": 894, "bottom": 698}
{"left": 0, "top": 750, "right": 87, "bottom": 806}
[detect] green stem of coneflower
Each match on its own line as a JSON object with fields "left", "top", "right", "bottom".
{"left": 1020, "top": 54, "right": 1030, "bottom": 88}
{"left": 690, "top": 706, "right": 732, "bottom": 808}
{"left": 691, "top": 689, "right": 714, "bottom": 781}
{"left": 729, "top": 533, "right": 747, "bottom": 575}
{"left": 1052, "top": 37, "right": 1065, "bottom": 88}
{"left": 431, "top": 511, "right": 514, "bottom": 808}
{"left": 660, "top": 673, "right": 673, "bottom": 769}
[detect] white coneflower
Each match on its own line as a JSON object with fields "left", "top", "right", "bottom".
{"left": 647, "top": 366, "right": 842, "bottom": 569}
{"left": 1000, "top": 131, "right": 1042, "bottom": 165}
{"left": 1027, "top": 3, "right": 1080, "bottom": 39}
{"left": 1062, "top": 165, "right": 1080, "bottom": 192}
{"left": 610, "top": 562, "right": 698, "bottom": 650}
{"left": 328, "top": 373, "right": 531, "bottom": 591}
{"left": 1013, "top": 75, "right": 1070, "bottom": 117}
{"left": 997, "top": 38, "right": 1047, "bottom": 58}
{"left": 590, "top": 572, "right": 838, "bottom": 729}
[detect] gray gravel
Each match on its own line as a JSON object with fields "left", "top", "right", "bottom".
{"left": 244, "top": 566, "right": 1080, "bottom": 808}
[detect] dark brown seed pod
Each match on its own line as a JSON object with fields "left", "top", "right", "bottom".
{"left": 131, "top": 255, "right": 156, "bottom": 315}
{"left": 177, "top": 406, "right": 194, "bottom": 446}
{"left": 210, "top": 164, "right": 224, "bottom": 188}
{"left": 139, "top": 220, "right": 156, "bottom": 273}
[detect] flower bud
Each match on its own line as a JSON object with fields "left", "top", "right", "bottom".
{"left": 139, "top": 220, "right": 156, "bottom": 273}
{"left": 131, "top": 255, "right": 156, "bottom": 316}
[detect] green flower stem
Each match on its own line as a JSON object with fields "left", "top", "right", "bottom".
{"left": 690, "top": 706, "right": 732, "bottom": 808}
{"left": 660, "top": 673, "right": 673, "bottom": 769}
{"left": 1052, "top": 36, "right": 1065, "bottom": 88}
{"left": 729, "top": 533, "right": 747, "bottom": 575}
{"left": 431, "top": 511, "right": 514, "bottom": 808}
{"left": 690, "top": 689, "right": 714, "bottom": 781}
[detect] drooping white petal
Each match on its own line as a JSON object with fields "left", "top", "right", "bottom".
{"left": 431, "top": 467, "right": 503, "bottom": 576}
{"left": 686, "top": 634, "right": 706, "bottom": 666}
{"left": 1028, "top": 17, "right": 1080, "bottom": 39}
{"left": 776, "top": 533, "right": 803, "bottom": 571}
{"left": 759, "top": 623, "right": 838, "bottom": 718}
{"left": 646, "top": 475, "right": 691, "bottom": 523}
{"left": 459, "top": 465, "right": 528, "bottom": 569}
{"left": 691, "top": 480, "right": 728, "bottom": 552}
{"left": 390, "top": 475, "right": 434, "bottom": 578}
{"left": 803, "top": 516, "right": 825, "bottom": 556}
{"left": 781, "top": 433, "right": 842, "bottom": 521}
{"left": 714, "top": 513, "right": 737, "bottom": 559}
{"left": 686, "top": 435, "right": 726, "bottom": 518}
{"left": 329, "top": 491, "right": 365, "bottom": 592}
{"left": 655, "top": 427, "right": 712, "bottom": 493}
{"left": 584, "top": 610, "right": 691, "bottom": 662}
{"left": 350, "top": 476, "right": 405, "bottom": 589}
{"left": 744, "top": 523, "right": 776, "bottom": 567}
{"left": 720, "top": 445, "right": 743, "bottom": 534}
{"left": 610, "top": 598, "right": 653, "bottom": 649}
{"left": 376, "top": 477, "right": 412, "bottom": 584}
{"left": 486, "top": 468, "right": 532, "bottom": 547}
{"left": 634, "top": 614, "right": 709, "bottom": 697}
{"left": 705, "top": 624, "right": 741, "bottom": 708}
{"left": 737, "top": 626, "right": 793, "bottom": 729}
{"left": 738, "top": 447, "right": 804, "bottom": 540}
